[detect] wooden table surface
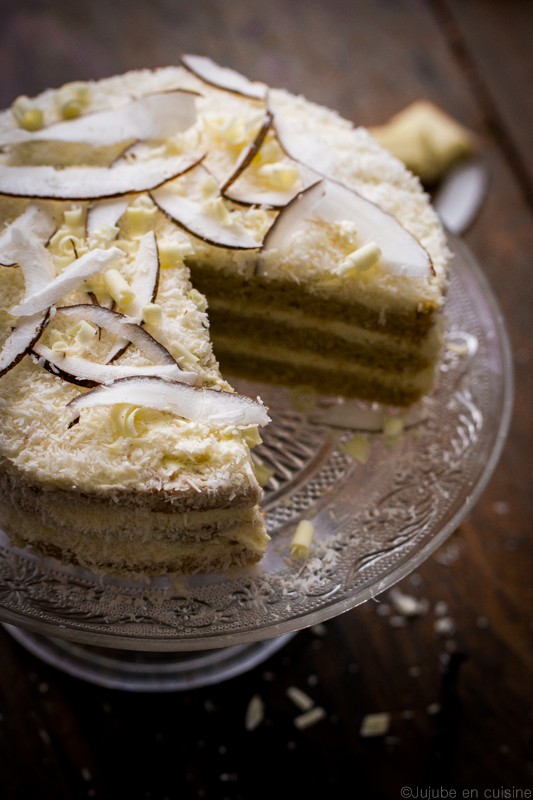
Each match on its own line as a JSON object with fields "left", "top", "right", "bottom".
{"left": 0, "top": 1, "right": 531, "bottom": 798}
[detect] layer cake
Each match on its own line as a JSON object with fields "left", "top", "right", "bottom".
{"left": 0, "top": 56, "right": 449, "bottom": 575}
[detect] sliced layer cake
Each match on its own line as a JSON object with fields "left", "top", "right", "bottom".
{"left": 0, "top": 56, "right": 449, "bottom": 575}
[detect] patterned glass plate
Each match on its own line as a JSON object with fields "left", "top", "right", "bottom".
{"left": 0, "top": 236, "right": 513, "bottom": 652}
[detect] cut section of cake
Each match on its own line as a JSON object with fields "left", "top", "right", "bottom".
{"left": 166, "top": 56, "right": 448, "bottom": 407}
{"left": 0, "top": 56, "right": 450, "bottom": 575}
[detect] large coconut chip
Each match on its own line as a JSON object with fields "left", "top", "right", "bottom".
{"left": 0, "top": 90, "right": 198, "bottom": 148}
{"left": 0, "top": 309, "right": 50, "bottom": 377}
{"left": 181, "top": 54, "right": 267, "bottom": 101}
{"left": 53, "top": 304, "right": 180, "bottom": 367}
{"left": 0, "top": 153, "right": 204, "bottom": 200}
{"left": 262, "top": 179, "right": 432, "bottom": 279}
{"left": 67, "top": 376, "right": 270, "bottom": 428}
{"left": 33, "top": 344, "right": 195, "bottom": 387}
{"left": 151, "top": 166, "right": 264, "bottom": 250}
{"left": 10, "top": 247, "right": 124, "bottom": 316}
{"left": 0, "top": 204, "right": 56, "bottom": 267}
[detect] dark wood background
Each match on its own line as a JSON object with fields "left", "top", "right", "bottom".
{"left": 0, "top": 1, "right": 531, "bottom": 798}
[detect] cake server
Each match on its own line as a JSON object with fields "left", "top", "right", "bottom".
{"left": 433, "top": 156, "right": 488, "bottom": 235}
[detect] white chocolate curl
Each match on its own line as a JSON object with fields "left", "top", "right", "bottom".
{"left": 290, "top": 519, "right": 315, "bottom": 558}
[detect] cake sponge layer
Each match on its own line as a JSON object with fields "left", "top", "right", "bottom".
{"left": 0, "top": 498, "right": 268, "bottom": 576}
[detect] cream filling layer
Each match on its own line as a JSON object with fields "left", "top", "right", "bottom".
{"left": 32, "top": 499, "right": 264, "bottom": 541}
{"left": 207, "top": 297, "right": 440, "bottom": 356}
{"left": 0, "top": 499, "right": 269, "bottom": 572}
{"left": 214, "top": 334, "right": 436, "bottom": 387}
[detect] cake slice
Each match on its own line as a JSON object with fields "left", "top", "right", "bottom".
{"left": 0, "top": 56, "right": 450, "bottom": 576}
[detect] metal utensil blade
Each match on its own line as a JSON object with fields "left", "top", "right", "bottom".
{"left": 433, "top": 157, "right": 488, "bottom": 235}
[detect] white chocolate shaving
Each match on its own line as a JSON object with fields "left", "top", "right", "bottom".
{"left": 109, "top": 404, "right": 144, "bottom": 437}
{"left": 336, "top": 242, "right": 382, "bottom": 276}
{"left": 293, "top": 706, "right": 326, "bottom": 730}
{"left": 244, "top": 694, "right": 264, "bottom": 731}
{"left": 359, "top": 712, "right": 391, "bottom": 738}
{"left": 104, "top": 268, "right": 134, "bottom": 307}
{"left": 287, "top": 686, "right": 315, "bottom": 712}
{"left": 290, "top": 519, "right": 315, "bottom": 559}
{"left": 11, "top": 95, "right": 44, "bottom": 131}
{"left": 340, "top": 433, "right": 371, "bottom": 463}
{"left": 142, "top": 303, "right": 162, "bottom": 325}
{"left": 383, "top": 415, "right": 404, "bottom": 443}
{"left": 71, "top": 319, "right": 98, "bottom": 349}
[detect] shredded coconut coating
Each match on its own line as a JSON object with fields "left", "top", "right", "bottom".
{"left": 0, "top": 62, "right": 448, "bottom": 499}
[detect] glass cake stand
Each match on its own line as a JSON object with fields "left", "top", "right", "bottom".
{"left": 0, "top": 235, "right": 513, "bottom": 691}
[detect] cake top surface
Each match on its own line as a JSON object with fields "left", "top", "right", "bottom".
{"left": 0, "top": 57, "right": 448, "bottom": 290}
{"left": 0, "top": 56, "right": 449, "bottom": 493}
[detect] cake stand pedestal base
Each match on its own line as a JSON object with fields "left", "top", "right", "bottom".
{"left": 3, "top": 624, "right": 295, "bottom": 691}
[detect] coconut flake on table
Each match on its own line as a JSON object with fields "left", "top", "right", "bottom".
{"left": 0, "top": 90, "right": 198, "bottom": 148}
{"left": 389, "top": 588, "right": 429, "bottom": 618}
{"left": 66, "top": 375, "right": 270, "bottom": 428}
